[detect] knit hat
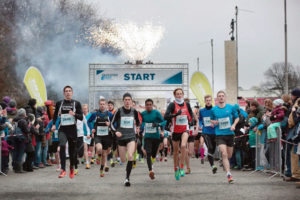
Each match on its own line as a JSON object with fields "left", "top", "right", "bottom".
{"left": 17, "top": 108, "right": 26, "bottom": 117}
{"left": 249, "top": 117, "right": 258, "bottom": 128}
{"left": 291, "top": 88, "right": 300, "bottom": 98}
{"left": 8, "top": 100, "right": 17, "bottom": 108}
{"left": 2, "top": 96, "right": 11, "bottom": 104}
{"left": 273, "top": 99, "right": 284, "bottom": 107}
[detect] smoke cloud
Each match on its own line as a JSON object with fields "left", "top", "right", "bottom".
{"left": 13, "top": 0, "right": 120, "bottom": 102}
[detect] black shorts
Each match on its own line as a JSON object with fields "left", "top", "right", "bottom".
{"left": 94, "top": 135, "right": 112, "bottom": 150}
{"left": 203, "top": 134, "right": 216, "bottom": 155}
{"left": 188, "top": 135, "right": 195, "bottom": 143}
{"left": 195, "top": 132, "right": 202, "bottom": 140}
{"left": 49, "top": 141, "right": 59, "bottom": 153}
{"left": 77, "top": 137, "right": 84, "bottom": 157}
{"left": 117, "top": 138, "right": 136, "bottom": 147}
{"left": 144, "top": 138, "right": 161, "bottom": 158}
{"left": 216, "top": 135, "right": 234, "bottom": 147}
{"left": 172, "top": 132, "right": 188, "bottom": 142}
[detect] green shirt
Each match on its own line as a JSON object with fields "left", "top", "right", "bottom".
{"left": 141, "top": 109, "right": 164, "bottom": 139}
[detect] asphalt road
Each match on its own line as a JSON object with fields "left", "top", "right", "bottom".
{"left": 0, "top": 158, "right": 299, "bottom": 200}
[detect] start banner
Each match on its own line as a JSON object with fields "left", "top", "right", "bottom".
{"left": 95, "top": 68, "right": 183, "bottom": 86}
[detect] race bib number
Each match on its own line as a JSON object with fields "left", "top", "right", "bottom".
{"left": 176, "top": 115, "right": 188, "bottom": 125}
{"left": 218, "top": 117, "right": 231, "bottom": 130}
{"left": 145, "top": 123, "right": 157, "bottom": 133}
{"left": 61, "top": 114, "right": 75, "bottom": 126}
{"left": 97, "top": 126, "right": 109, "bottom": 136}
{"left": 203, "top": 117, "right": 212, "bottom": 127}
{"left": 120, "top": 117, "right": 134, "bottom": 128}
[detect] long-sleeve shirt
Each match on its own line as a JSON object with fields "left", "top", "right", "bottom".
{"left": 141, "top": 109, "right": 164, "bottom": 139}
{"left": 52, "top": 99, "right": 83, "bottom": 136}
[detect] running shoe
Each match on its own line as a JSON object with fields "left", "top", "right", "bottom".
{"left": 186, "top": 168, "right": 191, "bottom": 174}
{"left": 100, "top": 170, "right": 104, "bottom": 177}
{"left": 212, "top": 166, "right": 218, "bottom": 174}
{"left": 58, "top": 170, "right": 66, "bottom": 178}
{"left": 149, "top": 171, "right": 155, "bottom": 180}
{"left": 175, "top": 167, "right": 180, "bottom": 180}
{"left": 133, "top": 161, "right": 137, "bottom": 168}
{"left": 201, "top": 159, "right": 204, "bottom": 164}
{"left": 69, "top": 168, "right": 75, "bottom": 179}
{"left": 227, "top": 175, "right": 234, "bottom": 184}
{"left": 140, "top": 158, "right": 144, "bottom": 164}
{"left": 160, "top": 157, "right": 163, "bottom": 162}
{"left": 105, "top": 166, "right": 109, "bottom": 172}
{"left": 180, "top": 168, "right": 185, "bottom": 177}
{"left": 164, "top": 157, "right": 168, "bottom": 162}
{"left": 110, "top": 160, "right": 115, "bottom": 167}
{"left": 90, "top": 158, "right": 95, "bottom": 165}
{"left": 74, "top": 169, "right": 78, "bottom": 175}
{"left": 124, "top": 178, "right": 131, "bottom": 187}
{"left": 86, "top": 164, "right": 90, "bottom": 169}
{"left": 81, "top": 159, "right": 85, "bottom": 164}
{"left": 151, "top": 157, "right": 156, "bottom": 164}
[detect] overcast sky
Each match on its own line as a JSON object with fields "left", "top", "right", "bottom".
{"left": 95, "top": 0, "right": 300, "bottom": 93}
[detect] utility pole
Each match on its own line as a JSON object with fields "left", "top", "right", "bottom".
{"left": 284, "top": 0, "right": 288, "bottom": 94}
{"left": 211, "top": 39, "right": 214, "bottom": 97}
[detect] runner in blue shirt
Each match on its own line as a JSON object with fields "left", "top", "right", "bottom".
{"left": 210, "top": 90, "right": 239, "bottom": 183}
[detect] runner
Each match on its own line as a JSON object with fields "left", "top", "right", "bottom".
{"left": 89, "top": 99, "right": 113, "bottom": 177}
{"left": 141, "top": 98, "right": 165, "bottom": 180}
{"left": 107, "top": 100, "right": 118, "bottom": 167}
{"left": 74, "top": 104, "right": 91, "bottom": 175}
{"left": 164, "top": 88, "right": 195, "bottom": 180}
{"left": 210, "top": 91, "right": 239, "bottom": 183}
{"left": 82, "top": 104, "right": 93, "bottom": 169}
{"left": 199, "top": 95, "right": 217, "bottom": 174}
{"left": 184, "top": 98, "right": 198, "bottom": 174}
{"left": 160, "top": 110, "right": 169, "bottom": 162}
{"left": 132, "top": 100, "right": 142, "bottom": 168}
{"left": 111, "top": 93, "right": 141, "bottom": 186}
{"left": 52, "top": 85, "right": 83, "bottom": 179}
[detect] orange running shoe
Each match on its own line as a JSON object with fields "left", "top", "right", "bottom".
{"left": 69, "top": 168, "right": 75, "bottom": 179}
{"left": 149, "top": 171, "right": 155, "bottom": 180}
{"left": 58, "top": 170, "right": 67, "bottom": 178}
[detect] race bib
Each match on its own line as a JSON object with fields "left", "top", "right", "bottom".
{"left": 61, "top": 114, "right": 75, "bottom": 126}
{"left": 97, "top": 126, "right": 109, "bottom": 136}
{"left": 84, "top": 136, "right": 91, "bottom": 145}
{"left": 218, "top": 117, "right": 231, "bottom": 130}
{"left": 120, "top": 117, "right": 134, "bottom": 128}
{"left": 176, "top": 115, "right": 188, "bottom": 125}
{"left": 203, "top": 117, "right": 212, "bottom": 127}
{"left": 54, "top": 130, "right": 58, "bottom": 139}
{"left": 145, "top": 123, "right": 157, "bottom": 133}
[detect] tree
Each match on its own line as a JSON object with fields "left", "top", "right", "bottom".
{"left": 259, "top": 62, "right": 300, "bottom": 96}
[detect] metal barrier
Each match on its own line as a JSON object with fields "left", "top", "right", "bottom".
{"left": 249, "top": 127, "right": 282, "bottom": 178}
